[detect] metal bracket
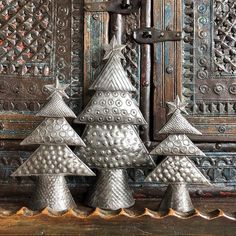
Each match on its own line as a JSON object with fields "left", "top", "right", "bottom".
{"left": 84, "top": 0, "right": 141, "bottom": 14}
{"left": 133, "top": 27, "right": 182, "bottom": 44}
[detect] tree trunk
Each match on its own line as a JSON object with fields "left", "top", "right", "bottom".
{"left": 29, "top": 176, "right": 76, "bottom": 212}
{"left": 158, "top": 183, "right": 194, "bottom": 214}
{"left": 86, "top": 169, "right": 134, "bottom": 210}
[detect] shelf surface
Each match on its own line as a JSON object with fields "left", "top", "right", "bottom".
{"left": 0, "top": 197, "right": 236, "bottom": 235}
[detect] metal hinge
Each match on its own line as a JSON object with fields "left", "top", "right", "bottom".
{"left": 133, "top": 27, "right": 182, "bottom": 44}
{"left": 84, "top": 0, "right": 140, "bottom": 14}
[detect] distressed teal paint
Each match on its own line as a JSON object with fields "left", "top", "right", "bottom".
{"left": 164, "top": 3, "right": 173, "bottom": 66}
{"left": 155, "top": 44, "right": 163, "bottom": 86}
{"left": 164, "top": 3, "right": 173, "bottom": 27}
{"left": 164, "top": 44, "right": 170, "bottom": 66}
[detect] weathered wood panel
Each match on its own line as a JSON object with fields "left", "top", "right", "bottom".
{"left": 152, "top": 0, "right": 182, "bottom": 141}
{"left": 83, "top": 0, "right": 109, "bottom": 104}
{"left": 0, "top": 199, "right": 235, "bottom": 235}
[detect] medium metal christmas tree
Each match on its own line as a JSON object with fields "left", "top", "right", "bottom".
{"left": 12, "top": 79, "right": 95, "bottom": 212}
{"left": 74, "top": 36, "right": 155, "bottom": 210}
{"left": 145, "top": 96, "right": 211, "bottom": 214}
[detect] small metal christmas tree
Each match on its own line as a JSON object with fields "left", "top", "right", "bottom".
{"left": 74, "top": 36, "right": 155, "bottom": 210}
{"left": 145, "top": 96, "right": 211, "bottom": 214}
{"left": 12, "top": 79, "right": 95, "bottom": 212}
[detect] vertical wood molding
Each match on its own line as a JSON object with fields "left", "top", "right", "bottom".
{"left": 140, "top": 0, "right": 152, "bottom": 142}
{"left": 83, "top": 0, "right": 109, "bottom": 104}
{"left": 153, "top": 0, "right": 182, "bottom": 140}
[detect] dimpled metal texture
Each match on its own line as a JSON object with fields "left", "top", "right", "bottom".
{"left": 76, "top": 124, "right": 155, "bottom": 169}
{"left": 75, "top": 91, "right": 147, "bottom": 125}
{"left": 151, "top": 134, "right": 206, "bottom": 156}
{"left": 158, "top": 183, "right": 194, "bottom": 214}
{"left": 86, "top": 169, "right": 134, "bottom": 210}
{"left": 89, "top": 55, "right": 136, "bottom": 92}
{"left": 159, "top": 110, "right": 202, "bottom": 135}
{"left": 37, "top": 93, "right": 76, "bottom": 118}
{"left": 146, "top": 156, "right": 210, "bottom": 184}
{"left": 12, "top": 145, "right": 95, "bottom": 176}
{"left": 21, "top": 117, "right": 85, "bottom": 146}
{"left": 29, "top": 175, "right": 76, "bottom": 212}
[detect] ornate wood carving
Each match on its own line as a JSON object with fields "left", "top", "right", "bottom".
{"left": 0, "top": 0, "right": 84, "bottom": 137}
{"left": 122, "top": 13, "right": 140, "bottom": 102}
{"left": 1, "top": 149, "right": 236, "bottom": 194}
{"left": 180, "top": 0, "right": 236, "bottom": 140}
{"left": 153, "top": 0, "right": 236, "bottom": 141}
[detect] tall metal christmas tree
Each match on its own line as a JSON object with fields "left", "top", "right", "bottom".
{"left": 145, "top": 96, "right": 211, "bottom": 214}
{"left": 74, "top": 36, "right": 155, "bottom": 210}
{"left": 12, "top": 79, "right": 95, "bottom": 212}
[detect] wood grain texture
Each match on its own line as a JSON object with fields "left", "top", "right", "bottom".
{"left": 152, "top": 0, "right": 182, "bottom": 141}
{"left": 0, "top": 199, "right": 235, "bottom": 235}
{"left": 83, "top": 0, "right": 109, "bottom": 104}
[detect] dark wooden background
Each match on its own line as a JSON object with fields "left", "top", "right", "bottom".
{"left": 0, "top": 0, "right": 236, "bottom": 199}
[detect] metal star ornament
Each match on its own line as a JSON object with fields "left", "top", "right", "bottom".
{"left": 103, "top": 36, "right": 126, "bottom": 60}
{"left": 166, "top": 95, "right": 188, "bottom": 115}
{"left": 44, "top": 78, "right": 70, "bottom": 99}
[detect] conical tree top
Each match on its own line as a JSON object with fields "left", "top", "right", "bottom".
{"left": 151, "top": 134, "right": 206, "bottom": 157}
{"left": 90, "top": 55, "right": 136, "bottom": 92}
{"left": 89, "top": 37, "right": 136, "bottom": 92}
{"left": 159, "top": 96, "right": 201, "bottom": 135}
{"left": 37, "top": 79, "right": 76, "bottom": 118}
{"left": 75, "top": 124, "right": 155, "bottom": 169}
{"left": 159, "top": 109, "right": 201, "bottom": 135}
{"left": 145, "top": 156, "right": 211, "bottom": 185}
{"left": 21, "top": 117, "right": 85, "bottom": 146}
{"left": 75, "top": 91, "right": 147, "bottom": 125}
{"left": 11, "top": 145, "right": 95, "bottom": 177}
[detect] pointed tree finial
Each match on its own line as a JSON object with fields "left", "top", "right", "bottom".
{"left": 166, "top": 95, "right": 188, "bottom": 115}
{"left": 103, "top": 36, "right": 126, "bottom": 60}
{"left": 44, "top": 78, "right": 70, "bottom": 99}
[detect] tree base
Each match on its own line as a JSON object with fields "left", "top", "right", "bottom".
{"left": 86, "top": 169, "right": 135, "bottom": 210}
{"left": 158, "top": 183, "right": 194, "bottom": 214}
{"left": 29, "top": 176, "right": 76, "bottom": 212}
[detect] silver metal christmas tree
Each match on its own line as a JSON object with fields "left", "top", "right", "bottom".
{"left": 12, "top": 79, "right": 95, "bottom": 212}
{"left": 145, "top": 96, "right": 211, "bottom": 214}
{"left": 74, "top": 36, "right": 155, "bottom": 210}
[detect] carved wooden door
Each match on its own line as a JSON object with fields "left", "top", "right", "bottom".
{"left": 0, "top": 0, "right": 235, "bottom": 197}
{"left": 152, "top": 0, "right": 236, "bottom": 192}
{"left": 153, "top": 0, "right": 236, "bottom": 142}
{"left": 0, "top": 0, "right": 86, "bottom": 196}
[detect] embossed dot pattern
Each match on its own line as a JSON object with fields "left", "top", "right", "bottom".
{"left": 151, "top": 134, "right": 205, "bottom": 156}
{"left": 21, "top": 117, "right": 85, "bottom": 146}
{"left": 13, "top": 145, "right": 95, "bottom": 176}
{"left": 75, "top": 91, "right": 146, "bottom": 125}
{"left": 76, "top": 124, "right": 155, "bottom": 168}
{"left": 146, "top": 156, "right": 209, "bottom": 184}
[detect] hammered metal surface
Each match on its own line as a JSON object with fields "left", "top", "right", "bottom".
{"left": 75, "top": 124, "right": 155, "bottom": 169}
{"left": 158, "top": 183, "right": 194, "bottom": 214}
{"left": 21, "top": 118, "right": 85, "bottom": 146}
{"left": 12, "top": 145, "right": 95, "bottom": 176}
{"left": 159, "top": 110, "right": 202, "bottom": 135}
{"left": 89, "top": 55, "right": 136, "bottom": 92}
{"left": 145, "top": 156, "right": 211, "bottom": 185}
{"left": 151, "top": 134, "right": 206, "bottom": 156}
{"left": 37, "top": 93, "right": 76, "bottom": 118}
{"left": 29, "top": 175, "right": 76, "bottom": 212}
{"left": 86, "top": 169, "right": 134, "bottom": 210}
{"left": 75, "top": 91, "right": 146, "bottom": 125}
